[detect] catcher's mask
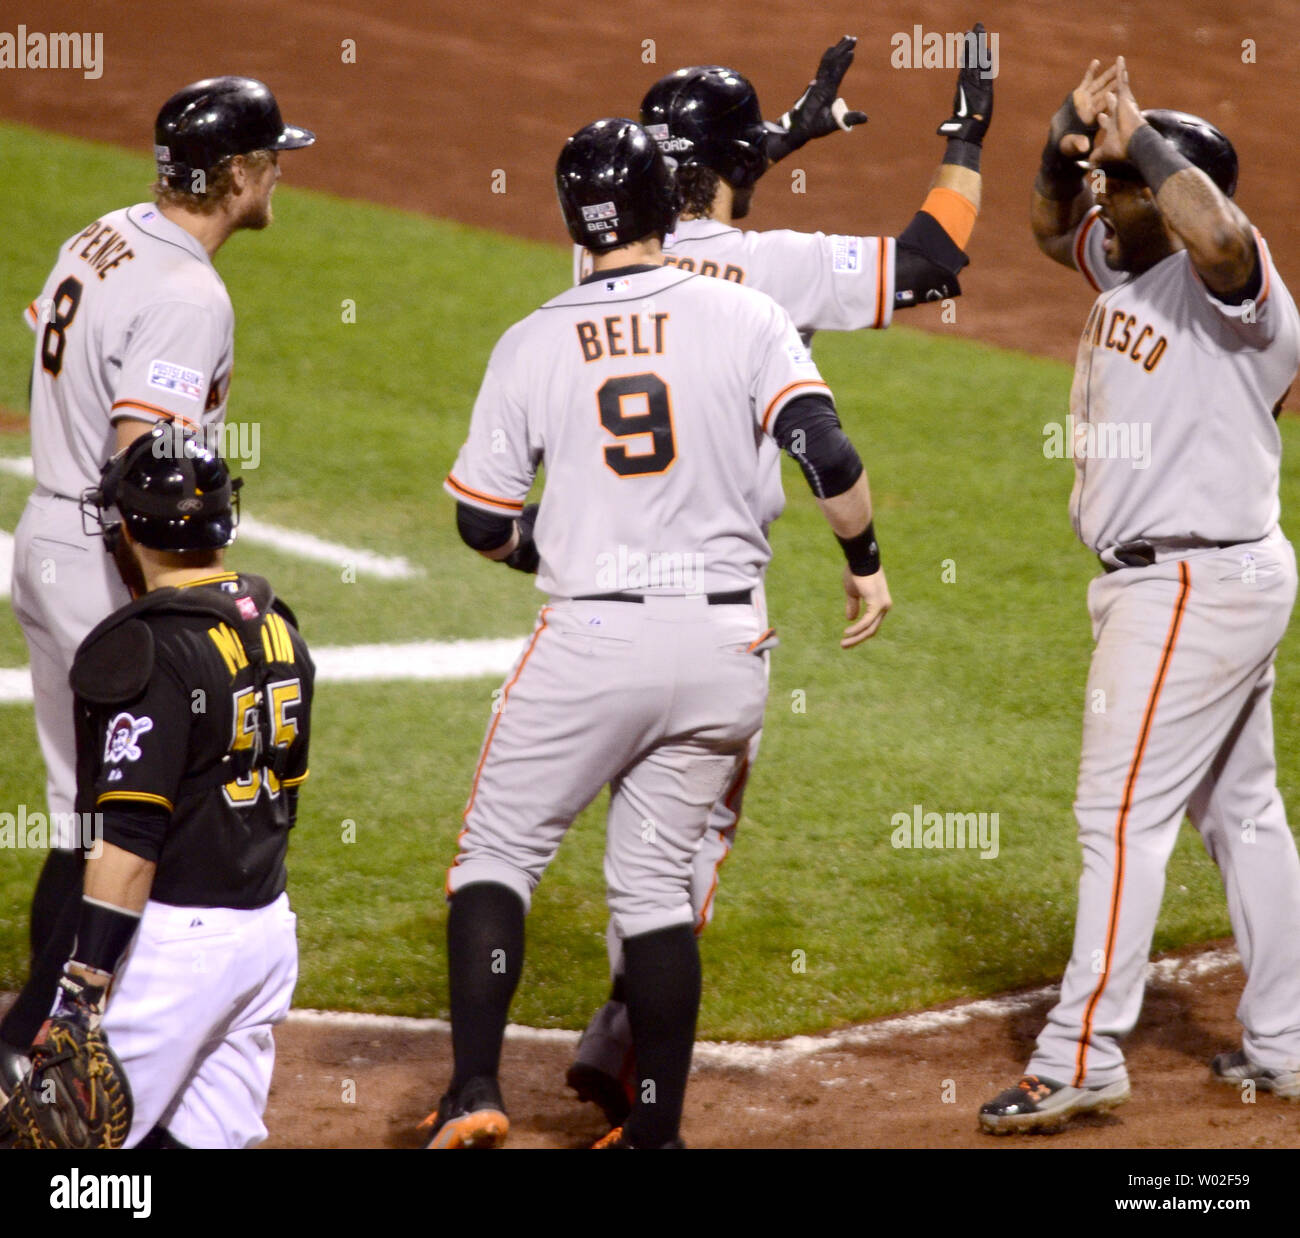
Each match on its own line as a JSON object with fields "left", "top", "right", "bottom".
{"left": 81, "top": 424, "right": 242, "bottom": 554}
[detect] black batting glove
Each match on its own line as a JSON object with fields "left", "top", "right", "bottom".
{"left": 503, "top": 503, "right": 540, "bottom": 574}
{"left": 936, "top": 23, "right": 994, "bottom": 145}
{"left": 766, "top": 36, "right": 869, "bottom": 164}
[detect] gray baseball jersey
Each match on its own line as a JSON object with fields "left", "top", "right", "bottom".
{"left": 13, "top": 203, "right": 233, "bottom": 828}
{"left": 23, "top": 203, "right": 234, "bottom": 495}
{"left": 1068, "top": 206, "right": 1300, "bottom": 553}
{"left": 446, "top": 264, "right": 830, "bottom": 598}
{"left": 576, "top": 219, "right": 896, "bottom": 336}
{"left": 1024, "top": 212, "right": 1300, "bottom": 1092}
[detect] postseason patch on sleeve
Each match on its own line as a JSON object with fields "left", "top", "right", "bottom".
{"left": 830, "top": 235, "right": 863, "bottom": 275}
{"left": 147, "top": 358, "right": 205, "bottom": 402}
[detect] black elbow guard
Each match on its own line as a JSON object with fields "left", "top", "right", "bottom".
{"left": 771, "top": 394, "right": 864, "bottom": 499}
{"left": 894, "top": 210, "right": 969, "bottom": 308}
{"left": 456, "top": 502, "right": 515, "bottom": 553}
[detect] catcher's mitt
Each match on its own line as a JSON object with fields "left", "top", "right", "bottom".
{"left": 0, "top": 978, "right": 132, "bottom": 1150}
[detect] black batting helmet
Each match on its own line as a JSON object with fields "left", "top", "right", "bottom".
{"left": 640, "top": 66, "right": 768, "bottom": 191}
{"left": 83, "top": 425, "right": 242, "bottom": 553}
{"left": 155, "top": 76, "right": 315, "bottom": 190}
{"left": 556, "top": 118, "right": 677, "bottom": 250}
{"left": 1093, "top": 109, "right": 1238, "bottom": 197}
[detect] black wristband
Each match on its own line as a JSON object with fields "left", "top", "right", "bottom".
{"left": 1037, "top": 92, "right": 1091, "bottom": 200}
{"left": 836, "top": 521, "right": 880, "bottom": 576}
{"left": 1126, "top": 123, "right": 1192, "bottom": 195}
{"left": 71, "top": 896, "right": 141, "bottom": 976}
{"left": 1037, "top": 140, "right": 1084, "bottom": 200}
{"left": 943, "top": 138, "right": 981, "bottom": 173}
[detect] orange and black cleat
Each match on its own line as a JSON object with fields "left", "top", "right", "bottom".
{"left": 420, "top": 1075, "right": 509, "bottom": 1149}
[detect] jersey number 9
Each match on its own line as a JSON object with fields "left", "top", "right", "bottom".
{"left": 599, "top": 374, "right": 676, "bottom": 477}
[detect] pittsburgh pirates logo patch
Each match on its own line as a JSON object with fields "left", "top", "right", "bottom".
{"left": 104, "top": 712, "right": 153, "bottom": 764}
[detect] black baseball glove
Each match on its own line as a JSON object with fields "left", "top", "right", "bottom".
{"left": 936, "top": 23, "right": 994, "bottom": 144}
{"left": 766, "top": 36, "right": 869, "bottom": 164}
{"left": 0, "top": 972, "right": 132, "bottom": 1150}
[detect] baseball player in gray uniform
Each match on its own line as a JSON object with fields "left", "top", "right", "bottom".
{"left": 423, "top": 118, "right": 890, "bottom": 1149}
{"left": 980, "top": 58, "right": 1300, "bottom": 1134}
{"left": 568, "top": 33, "right": 992, "bottom": 1124}
{"left": 0, "top": 76, "right": 312, "bottom": 1097}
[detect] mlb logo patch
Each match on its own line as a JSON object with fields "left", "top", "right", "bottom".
{"left": 147, "top": 358, "right": 205, "bottom": 402}
{"left": 582, "top": 201, "right": 618, "bottom": 222}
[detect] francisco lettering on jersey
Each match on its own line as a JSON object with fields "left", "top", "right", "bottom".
{"left": 68, "top": 220, "right": 135, "bottom": 281}
{"left": 1083, "top": 303, "right": 1168, "bottom": 372}
{"left": 662, "top": 255, "right": 745, "bottom": 282}
{"left": 576, "top": 312, "right": 669, "bottom": 362}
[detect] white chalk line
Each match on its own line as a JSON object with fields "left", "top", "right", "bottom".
{"left": 288, "top": 947, "right": 1240, "bottom": 1072}
{"left": 237, "top": 515, "right": 419, "bottom": 581}
{"left": 0, "top": 456, "right": 420, "bottom": 580}
{"left": 0, "top": 636, "right": 527, "bottom": 704}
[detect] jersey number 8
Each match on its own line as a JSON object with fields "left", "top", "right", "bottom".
{"left": 40, "top": 276, "right": 84, "bottom": 378}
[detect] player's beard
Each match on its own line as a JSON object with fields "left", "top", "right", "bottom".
{"left": 235, "top": 191, "right": 273, "bottom": 231}
{"left": 731, "top": 186, "right": 754, "bottom": 220}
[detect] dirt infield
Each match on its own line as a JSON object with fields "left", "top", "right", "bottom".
{"left": 4, "top": 1, "right": 1300, "bottom": 1150}
{"left": 2, "top": 0, "right": 1297, "bottom": 366}
{"left": 266, "top": 942, "right": 1300, "bottom": 1149}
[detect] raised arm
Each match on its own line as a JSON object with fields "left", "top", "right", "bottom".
{"left": 1092, "top": 57, "right": 1256, "bottom": 296}
{"left": 1031, "top": 59, "right": 1117, "bottom": 267}
{"left": 893, "top": 23, "right": 994, "bottom": 310}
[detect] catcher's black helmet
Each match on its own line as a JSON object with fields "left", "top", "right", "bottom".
{"left": 556, "top": 118, "right": 677, "bottom": 250}
{"left": 640, "top": 66, "right": 768, "bottom": 191}
{"left": 83, "top": 425, "right": 242, "bottom": 553}
{"left": 154, "top": 76, "right": 315, "bottom": 189}
{"left": 1093, "top": 109, "right": 1238, "bottom": 197}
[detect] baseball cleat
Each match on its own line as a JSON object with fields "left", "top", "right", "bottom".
{"left": 566, "top": 1061, "right": 634, "bottom": 1128}
{"left": 420, "top": 1075, "right": 509, "bottom": 1148}
{"left": 591, "top": 1125, "right": 685, "bottom": 1149}
{"left": 978, "top": 1074, "right": 1130, "bottom": 1134}
{"left": 1210, "top": 1050, "right": 1300, "bottom": 1099}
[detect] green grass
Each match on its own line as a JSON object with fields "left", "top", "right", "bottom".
{"left": 2, "top": 121, "right": 1299, "bottom": 1039}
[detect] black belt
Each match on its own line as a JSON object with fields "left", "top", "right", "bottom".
{"left": 572, "top": 589, "right": 753, "bottom": 605}
{"left": 1102, "top": 540, "right": 1249, "bottom": 573}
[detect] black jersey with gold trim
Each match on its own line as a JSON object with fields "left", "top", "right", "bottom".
{"left": 71, "top": 571, "right": 314, "bottom": 908}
